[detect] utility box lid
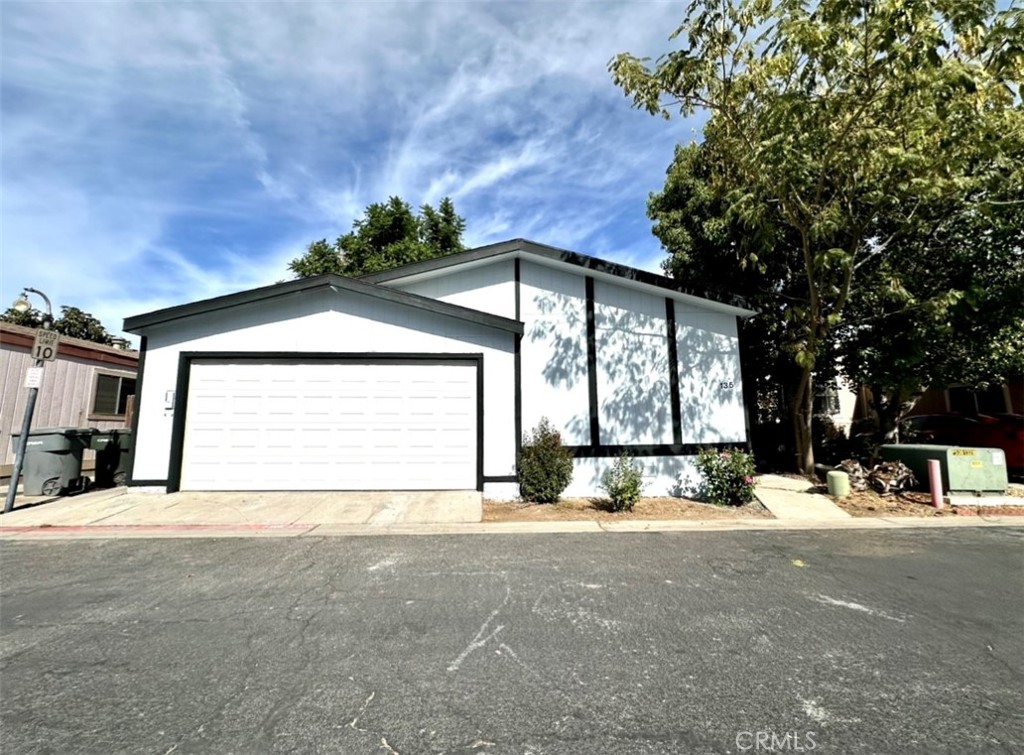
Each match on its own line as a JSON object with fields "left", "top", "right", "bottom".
{"left": 880, "top": 444, "right": 1008, "bottom": 495}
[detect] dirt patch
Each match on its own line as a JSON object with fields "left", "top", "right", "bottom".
{"left": 483, "top": 496, "right": 771, "bottom": 522}
{"left": 818, "top": 480, "right": 1024, "bottom": 518}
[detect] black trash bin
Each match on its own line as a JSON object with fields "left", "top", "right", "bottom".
{"left": 10, "top": 427, "right": 93, "bottom": 496}
{"left": 90, "top": 429, "right": 132, "bottom": 488}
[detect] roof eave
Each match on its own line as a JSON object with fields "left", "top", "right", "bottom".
{"left": 123, "top": 275, "right": 523, "bottom": 335}
{"left": 363, "top": 239, "right": 756, "bottom": 317}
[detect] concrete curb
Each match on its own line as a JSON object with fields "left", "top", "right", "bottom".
{"left": 1, "top": 515, "right": 1021, "bottom": 540}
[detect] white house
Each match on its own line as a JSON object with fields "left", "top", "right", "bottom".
{"left": 124, "top": 239, "right": 754, "bottom": 499}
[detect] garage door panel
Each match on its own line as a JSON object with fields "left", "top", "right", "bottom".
{"left": 181, "top": 360, "right": 478, "bottom": 491}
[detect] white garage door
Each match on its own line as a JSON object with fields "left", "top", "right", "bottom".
{"left": 180, "top": 360, "right": 478, "bottom": 491}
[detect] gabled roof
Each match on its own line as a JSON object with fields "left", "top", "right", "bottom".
{"left": 361, "top": 238, "right": 756, "bottom": 316}
{"left": 123, "top": 274, "right": 524, "bottom": 335}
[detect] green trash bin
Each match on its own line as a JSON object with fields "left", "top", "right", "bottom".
{"left": 10, "top": 427, "right": 93, "bottom": 496}
{"left": 90, "top": 428, "right": 132, "bottom": 488}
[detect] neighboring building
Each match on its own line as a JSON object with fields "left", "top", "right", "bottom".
{"left": 124, "top": 239, "right": 755, "bottom": 498}
{"left": 0, "top": 322, "right": 138, "bottom": 475}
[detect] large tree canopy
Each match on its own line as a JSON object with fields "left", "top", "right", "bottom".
{"left": 612, "top": 0, "right": 1023, "bottom": 472}
{"left": 289, "top": 196, "right": 466, "bottom": 278}
{"left": 0, "top": 305, "right": 115, "bottom": 345}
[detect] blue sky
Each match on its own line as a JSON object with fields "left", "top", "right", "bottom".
{"left": 1, "top": 1, "right": 703, "bottom": 341}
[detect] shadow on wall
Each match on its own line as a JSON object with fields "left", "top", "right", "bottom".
{"left": 564, "top": 456, "right": 702, "bottom": 498}
{"left": 676, "top": 313, "right": 745, "bottom": 444}
{"left": 529, "top": 290, "right": 744, "bottom": 449}
{"left": 527, "top": 290, "right": 591, "bottom": 439}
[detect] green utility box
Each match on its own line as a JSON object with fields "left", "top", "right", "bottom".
{"left": 880, "top": 444, "right": 1008, "bottom": 495}
{"left": 89, "top": 429, "right": 132, "bottom": 488}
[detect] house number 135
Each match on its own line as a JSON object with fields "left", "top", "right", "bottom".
{"left": 719, "top": 381, "right": 734, "bottom": 390}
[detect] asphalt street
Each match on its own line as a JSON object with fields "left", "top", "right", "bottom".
{"left": 1, "top": 528, "right": 1022, "bottom": 754}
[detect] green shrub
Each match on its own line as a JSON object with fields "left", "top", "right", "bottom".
{"left": 517, "top": 418, "right": 574, "bottom": 503}
{"left": 695, "top": 447, "right": 757, "bottom": 506}
{"left": 600, "top": 453, "right": 645, "bottom": 512}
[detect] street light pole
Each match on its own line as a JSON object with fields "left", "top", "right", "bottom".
{"left": 4, "top": 288, "right": 53, "bottom": 514}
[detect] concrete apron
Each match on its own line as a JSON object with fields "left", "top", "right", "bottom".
{"left": 0, "top": 488, "right": 482, "bottom": 528}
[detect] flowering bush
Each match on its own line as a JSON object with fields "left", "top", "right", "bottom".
{"left": 695, "top": 447, "right": 757, "bottom": 506}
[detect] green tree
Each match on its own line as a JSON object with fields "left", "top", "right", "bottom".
{"left": 649, "top": 142, "right": 811, "bottom": 465}
{"left": 837, "top": 195, "right": 1024, "bottom": 441}
{"left": 1, "top": 304, "right": 113, "bottom": 345}
{"left": 53, "top": 306, "right": 113, "bottom": 344}
{"left": 611, "top": 0, "right": 1023, "bottom": 472}
{"left": 289, "top": 196, "right": 467, "bottom": 278}
{"left": 0, "top": 307, "right": 43, "bottom": 329}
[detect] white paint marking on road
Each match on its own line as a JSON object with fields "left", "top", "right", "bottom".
{"left": 814, "top": 594, "right": 906, "bottom": 623}
{"left": 498, "top": 642, "right": 520, "bottom": 661}
{"left": 350, "top": 691, "right": 376, "bottom": 730}
{"left": 799, "top": 697, "right": 831, "bottom": 725}
{"left": 448, "top": 587, "right": 511, "bottom": 672}
{"left": 380, "top": 736, "right": 399, "bottom": 754}
{"left": 367, "top": 558, "right": 396, "bottom": 572}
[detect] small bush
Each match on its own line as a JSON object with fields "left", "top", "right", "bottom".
{"left": 600, "top": 453, "right": 645, "bottom": 512}
{"left": 695, "top": 447, "right": 757, "bottom": 506}
{"left": 517, "top": 418, "right": 574, "bottom": 503}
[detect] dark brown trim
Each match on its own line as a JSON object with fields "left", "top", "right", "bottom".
{"left": 666, "top": 298, "right": 683, "bottom": 445}
{"left": 127, "top": 479, "right": 168, "bottom": 488}
{"left": 476, "top": 355, "right": 485, "bottom": 491}
{"left": 166, "top": 352, "right": 487, "bottom": 493}
{"left": 514, "top": 257, "right": 523, "bottom": 462}
{"left": 736, "top": 316, "right": 753, "bottom": 446}
{"left": 585, "top": 276, "right": 600, "bottom": 446}
{"left": 566, "top": 442, "right": 748, "bottom": 458}
{"left": 125, "top": 335, "right": 147, "bottom": 485}
{"left": 483, "top": 475, "right": 518, "bottom": 484}
{"left": 165, "top": 351, "right": 193, "bottom": 493}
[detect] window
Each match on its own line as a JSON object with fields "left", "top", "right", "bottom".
{"left": 91, "top": 371, "right": 137, "bottom": 418}
{"left": 813, "top": 379, "right": 841, "bottom": 415}
{"left": 948, "top": 385, "right": 1008, "bottom": 415}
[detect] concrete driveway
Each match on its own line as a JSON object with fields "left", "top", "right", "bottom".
{"left": 0, "top": 487, "right": 482, "bottom": 528}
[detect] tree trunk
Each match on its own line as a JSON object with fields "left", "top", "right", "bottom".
{"left": 791, "top": 366, "right": 815, "bottom": 474}
{"left": 875, "top": 386, "right": 926, "bottom": 447}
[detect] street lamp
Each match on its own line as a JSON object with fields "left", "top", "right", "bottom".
{"left": 4, "top": 288, "right": 54, "bottom": 514}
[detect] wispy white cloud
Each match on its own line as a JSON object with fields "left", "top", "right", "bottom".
{"left": 1, "top": 0, "right": 701, "bottom": 340}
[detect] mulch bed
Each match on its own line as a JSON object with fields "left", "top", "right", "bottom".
{"left": 483, "top": 496, "right": 771, "bottom": 522}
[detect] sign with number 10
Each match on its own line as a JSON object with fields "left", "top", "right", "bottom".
{"left": 32, "top": 329, "right": 59, "bottom": 362}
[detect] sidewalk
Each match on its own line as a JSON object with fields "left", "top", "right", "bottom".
{"left": 753, "top": 474, "right": 852, "bottom": 520}
{"left": 0, "top": 481, "right": 1021, "bottom": 540}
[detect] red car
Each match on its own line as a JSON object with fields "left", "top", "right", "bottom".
{"left": 903, "top": 413, "right": 1024, "bottom": 475}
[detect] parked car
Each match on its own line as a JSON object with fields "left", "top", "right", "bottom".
{"left": 902, "top": 413, "right": 1024, "bottom": 475}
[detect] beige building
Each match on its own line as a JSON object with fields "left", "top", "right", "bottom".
{"left": 1, "top": 322, "right": 138, "bottom": 475}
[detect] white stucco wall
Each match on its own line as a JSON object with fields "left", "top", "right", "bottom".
{"left": 675, "top": 308, "right": 746, "bottom": 443}
{"left": 593, "top": 279, "right": 674, "bottom": 445}
{"left": 563, "top": 455, "right": 702, "bottom": 499}
{"left": 131, "top": 287, "right": 516, "bottom": 486}
{"left": 519, "top": 260, "right": 591, "bottom": 445}
{"left": 395, "top": 260, "right": 516, "bottom": 319}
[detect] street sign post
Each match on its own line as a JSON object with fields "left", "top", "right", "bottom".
{"left": 32, "top": 329, "right": 59, "bottom": 362}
